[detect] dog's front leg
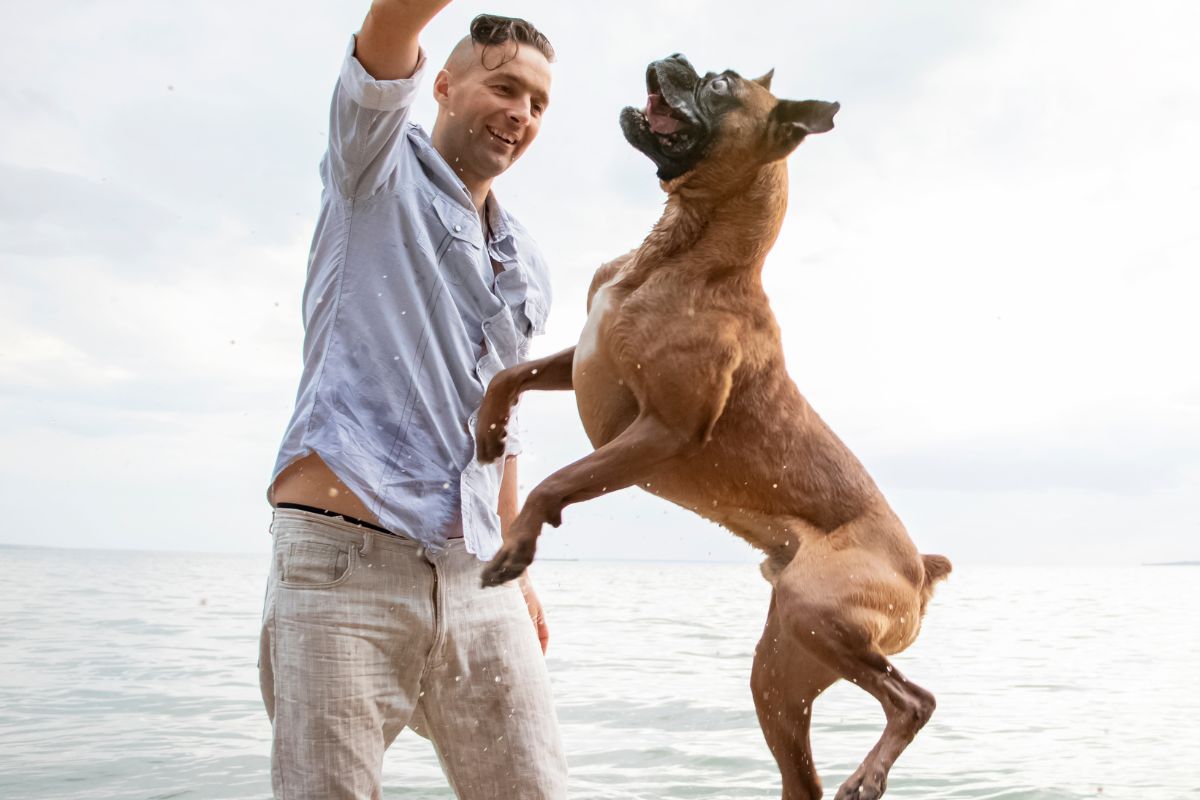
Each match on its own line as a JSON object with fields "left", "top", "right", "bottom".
{"left": 477, "top": 346, "right": 576, "bottom": 462}
{"left": 480, "top": 412, "right": 692, "bottom": 586}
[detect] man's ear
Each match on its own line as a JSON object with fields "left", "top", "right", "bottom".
{"left": 765, "top": 99, "right": 840, "bottom": 158}
{"left": 432, "top": 68, "right": 451, "bottom": 108}
{"left": 752, "top": 68, "right": 775, "bottom": 91}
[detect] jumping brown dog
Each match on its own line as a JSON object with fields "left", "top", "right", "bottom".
{"left": 475, "top": 54, "right": 952, "bottom": 800}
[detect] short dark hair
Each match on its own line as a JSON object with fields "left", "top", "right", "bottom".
{"left": 470, "top": 13, "right": 555, "bottom": 69}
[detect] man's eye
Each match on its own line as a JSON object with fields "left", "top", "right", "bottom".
{"left": 493, "top": 84, "right": 512, "bottom": 94}
{"left": 532, "top": 103, "right": 544, "bottom": 115}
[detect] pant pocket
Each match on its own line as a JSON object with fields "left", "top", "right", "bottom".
{"left": 277, "top": 539, "right": 357, "bottom": 589}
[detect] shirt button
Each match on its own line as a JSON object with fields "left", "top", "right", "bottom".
{"left": 453, "top": 224, "right": 461, "bottom": 232}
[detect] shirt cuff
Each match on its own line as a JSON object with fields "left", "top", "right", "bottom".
{"left": 340, "top": 34, "right": 427, "bottom": 112}
{"left": 505, "top": 406, "right": 524, "bottom": 457}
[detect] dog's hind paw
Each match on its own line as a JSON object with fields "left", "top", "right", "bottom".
{"left": 835, "top": 766, "right": 886, "bottom": 800}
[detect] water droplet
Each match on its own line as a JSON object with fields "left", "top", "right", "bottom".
{"left": 490, "top": 423, "right": 497, "bottom": 430}
{"left": 531, "top": 368, "right": 538, "bottom": 375}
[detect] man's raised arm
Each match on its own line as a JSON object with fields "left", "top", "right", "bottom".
{"left": 356, "top": 0, "right": 453, "bottom": 80}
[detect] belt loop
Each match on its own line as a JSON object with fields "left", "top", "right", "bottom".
{"left": 359, "top": 531, "right": 374, "bottom": 558}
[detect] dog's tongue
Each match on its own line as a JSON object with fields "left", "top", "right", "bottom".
{"left": 645, "top": 93, "right": 683, "bottom": 135}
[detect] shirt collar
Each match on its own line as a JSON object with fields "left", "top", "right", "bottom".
{"left": 408, "top": 123, "right": 519, "bottom": 260}
{"left": 483, "top": 193, "right": 518, "bottom": 262}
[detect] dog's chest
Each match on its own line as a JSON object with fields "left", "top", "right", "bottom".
{"left": 572, "top": 280, "right": 640, "bottom": 447}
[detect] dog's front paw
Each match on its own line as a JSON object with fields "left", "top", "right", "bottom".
{"left": 475, "top": 376, "right": 515, "bottom": 463}
{"left": 475, "top": 416, "right": 509, "bottom": 464}
{"left": 480, "top": 541, "right": 536, "bottom": 587}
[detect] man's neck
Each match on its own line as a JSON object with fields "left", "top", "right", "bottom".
{"left": 429, "top": 128, "right": 492, "bottom": 214}
{"left": 466, "top": 182, "right": 491, "bottom": 216}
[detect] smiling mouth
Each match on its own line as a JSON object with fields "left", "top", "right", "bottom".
{"left": 486, "top": 125, "right": 518, "bottom": 146}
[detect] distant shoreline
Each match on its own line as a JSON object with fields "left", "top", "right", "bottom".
{"left": 0, "top": 542, "right": 753, "bottom": 566}
{"left": 2, "top": 542, "right": 1194, "bottom": 567}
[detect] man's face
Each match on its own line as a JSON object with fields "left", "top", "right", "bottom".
{"left": 436, "top": 44, "right": 552, "bottom": 182}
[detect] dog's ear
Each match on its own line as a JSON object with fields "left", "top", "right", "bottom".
{"left": 752, "top": 69, "right": 775, "bottom": 91}
{"left": 765, "top": 99, "right": 840, "bottom": 158}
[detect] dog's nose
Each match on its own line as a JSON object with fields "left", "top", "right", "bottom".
{"left": 667, "top": 53, "right": 695, "bottom": 72}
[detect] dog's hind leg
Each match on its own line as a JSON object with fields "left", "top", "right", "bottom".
{"left": 831, "top": 657, "right": 934, "bottom": 800}
{"left": 776, "top": 583, "right": 935, "bottom": 800}
{"left": 752, "top": 593, "right": 838, "bottom": 800}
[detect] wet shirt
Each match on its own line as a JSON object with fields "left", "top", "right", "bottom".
{"left": 271, "top": 37, "right": 551, "bottom": 560}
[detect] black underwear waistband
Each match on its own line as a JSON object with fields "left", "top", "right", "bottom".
{"left": 275, "top": 502, "right": 397, "bottom": 537}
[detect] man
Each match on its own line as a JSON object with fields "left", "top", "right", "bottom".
{"left": 257, "top": 2, "right": 566, "bottom": 797}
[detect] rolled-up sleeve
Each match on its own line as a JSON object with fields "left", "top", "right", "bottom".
{"left": 324, "top": 35, "right": 427, "bottom": 198}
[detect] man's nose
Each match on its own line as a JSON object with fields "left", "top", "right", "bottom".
{"left": 507, "top": 102, "right": 531, "bottom": 126}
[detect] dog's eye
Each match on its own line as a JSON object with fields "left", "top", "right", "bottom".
{"left": 710, "top": 77, "right": 730, "bottom": 95}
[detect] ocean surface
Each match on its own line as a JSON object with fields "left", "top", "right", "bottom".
{"left": 0, "top": 545, "right": 1197, "bottom": 800}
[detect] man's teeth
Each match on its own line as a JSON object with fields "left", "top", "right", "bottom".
{"left": 487, "top": 126, "right": 517, "bottom": 145}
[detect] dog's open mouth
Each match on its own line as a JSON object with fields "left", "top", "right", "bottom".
{"left": 641, "top": 68, "right": 696, "bottom": 153}
{"left": 645, "top": 94, "right": 684, "bottom": 135}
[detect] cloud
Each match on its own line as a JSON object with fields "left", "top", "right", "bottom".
{"left": 1, "top": 0, "right": 1197, "bottom": 563}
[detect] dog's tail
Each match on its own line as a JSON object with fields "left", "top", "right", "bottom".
{"left": 921, "top": 554, "right": 953, "bottom": 586}
{"left": 918, "top": 554, "right": 953, "bottom": 615}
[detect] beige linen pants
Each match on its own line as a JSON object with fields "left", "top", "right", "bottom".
{"left": 258, "top": 508, "right": 568, "bottom": 799}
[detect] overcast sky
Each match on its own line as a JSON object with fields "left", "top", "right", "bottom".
{"left": 1, "top": 1, "right": 1197, "bottom": 565}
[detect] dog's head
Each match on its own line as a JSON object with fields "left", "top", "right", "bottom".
{"left": 620, "top": 54, "right": 839, "bottom": 184}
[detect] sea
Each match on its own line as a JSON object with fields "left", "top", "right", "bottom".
{"left": 0, "top": 546, "right": 1197, "bottom": 800}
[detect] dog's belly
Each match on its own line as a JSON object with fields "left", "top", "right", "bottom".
{"left": 573, "top": 283, "right": 639, "bottom": 447}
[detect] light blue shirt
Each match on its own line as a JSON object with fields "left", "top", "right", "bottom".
{"left": 271, "top": 37, "right": 552, "bottom": 560}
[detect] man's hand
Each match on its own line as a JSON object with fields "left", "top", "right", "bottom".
{"left": 356, "top": 0, "right": 453, "bottom": 81}
{"left": 519, "top": 573, "right": 550, "bottom": 654}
